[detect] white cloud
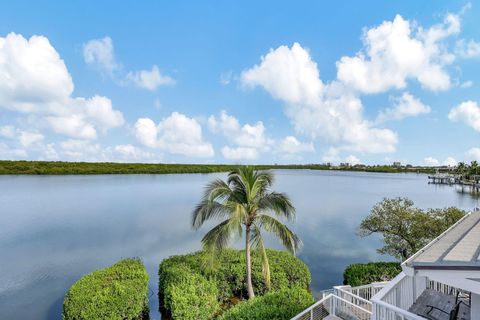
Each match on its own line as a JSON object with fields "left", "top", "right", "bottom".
{"left": 336, "top": 14, "right": 459, "bottom": 93}
{"left": 134, "top": 118, "right": 158, "bottom": 148}
{"left": 134, "top": 112, "right": 214, "bottom": 158}
{"left": 110, "top": 144, "right": 155, "bottom": 161}
{"left": 241, "top": 43, "right": 398, "bottom": 154}
{"left": 83, "top": 37, "right": 174, "bottom": 91}
{"left": 322, "top": 147, "right": 341, "bottom": 163}
{"left": 0, "top": 142, "right": 27, "bottom": 159}
{"left": 277, "top": 136, "right": 314, "bottom": 154}
{"left": 466, "top": 147, "right": 480, "bottom": 160}
{"left": 127, "top": 65, "right": 175, "bottom": 91}
{"left": 424, "top": 156, "right": 440, "bottom": 166}
{"left": 345, "top": 155, "right": 361, "bottom": 165}
{"left": 208, "top": 111, "right": 274, "bottom": 160}
{"left": 377, "top": 92, "right": 431, "bottom": 122}
{"left": 42, "top": 143, "right": 59, "bottom": 160}
{"left": 0, "top": 33, "right": 73, "bottom": 112}
{"left": 83, "top": 37, "right": 118, "bottom": 75}
{"left": 241, "top": 43, "right": 323, "bottom": 105}
{"left": 222, "top": 146, "right": 258, "bottom": 160}
{"left": 18, "top": 131, "right": 44, "bottom": 147}
{"left": 60, "top": 139, "right": 101, "bottom": 158}
{"left": 448, "top": 100, "right": 480, "bottom": 132}
{"left": 460, "top": 80, "right": 473, "bottom": 88}
{"left": 46, "top": 115, "right": 97, "bottom": 139}
{"left": 455, "top": 39, "right": 480, "bottom": 58}
{"left": 0, "top": 33, "right": 125, "bottom": 140}
{"left": 0, "top": 125, "right": 15, "bottom": 138}
{"left": 443, "top": 157, "right": 457, "bottom": 167}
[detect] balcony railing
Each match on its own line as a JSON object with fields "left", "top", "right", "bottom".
{"left": 370, "top": 272, "right": 465, "bottom": 320}
{"left": 291, "top": 293, "right": 372, "bottom": 320}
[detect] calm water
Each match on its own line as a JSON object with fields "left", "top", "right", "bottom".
{"left": 0, "top": 170, "right": 477, "bottom": 319}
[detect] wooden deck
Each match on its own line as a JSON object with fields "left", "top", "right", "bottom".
{"left": 408, "top": 289, "right": 470, "bottom": 320}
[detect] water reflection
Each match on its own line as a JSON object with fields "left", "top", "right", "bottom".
{"left": 0, "top": 171, "right": 477, "bottom": 319}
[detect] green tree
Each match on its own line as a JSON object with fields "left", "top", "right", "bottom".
{"left": 470, "top": 161, "right": 478, "bottom": 176}
{"left": 358, "top": 198, "right": 466, "bottom": 260}
{"left": 192, "top": 166, "right": 301, "bottom": 299}
{"left": 456, "top": 162, "right": 466, "bottom": 175}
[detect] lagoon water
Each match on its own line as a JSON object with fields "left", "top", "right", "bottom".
{"left": 0, "top": 170, "right": 477, "bottom": 319}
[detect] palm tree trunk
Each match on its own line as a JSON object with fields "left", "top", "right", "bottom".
{"left": 245, "top": 225, "right": 255, "bottom": 299}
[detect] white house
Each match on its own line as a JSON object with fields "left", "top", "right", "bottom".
{"left": 292, "top": 210, "right": 480, "bottom": 320}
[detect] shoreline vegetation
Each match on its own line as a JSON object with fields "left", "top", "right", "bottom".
{"left": 0, "top": 160, "right": 441, "bottom": 175}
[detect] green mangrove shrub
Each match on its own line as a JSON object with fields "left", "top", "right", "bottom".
{"left": 218, "top": 287, "right": 314, "bottom": 320}
{"left": 158, "top": 249, "right": 311, "bottom": 319}
{"left": 343, "top": 262, "right": 401, "bottom": 287}
{"left": 63, "top": 258, "right": 149, "bottom": 320}
{"left": 159, "top": 264, "right": 219, "bottom": 320}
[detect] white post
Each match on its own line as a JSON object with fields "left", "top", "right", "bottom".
{"left": 472, "top": 293, "right": 480, "bottom": 320}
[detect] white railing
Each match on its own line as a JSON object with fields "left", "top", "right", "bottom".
{"left": 291, "top": 293, "right": 372, "bottom": 320}
{"left": 371, "top": 272, "right": 426, "bottom": 320}
{"left": 334, "top": 286, "right": 373, "bottom": 311}
{"left": 370, "top": 272, "right": 462, "bottom": 320}
{"left": 336, "top": 282, "right": 388, "bottom": 301}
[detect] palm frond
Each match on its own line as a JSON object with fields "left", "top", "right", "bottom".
{"left": 201, "top": 217, "right": 242, "bottom": 253}
{"left": 192, "top": 200, "right": 231, "bottom": 229}
{"left": 256, "top": 214, "right": 302, "bottom": 255}
{"left": 258, "top": 192, "right": 296, "bottom": 221}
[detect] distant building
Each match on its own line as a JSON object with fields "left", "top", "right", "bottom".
{"left": 393, "top": 161, "right": 401, "bottom": 167}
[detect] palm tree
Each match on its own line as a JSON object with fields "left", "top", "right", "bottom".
{"left": 471, "top": 161, "right": 479, "bottom": 177}
{"left": 192, "top": 166, "right": 301, "bottom": 299}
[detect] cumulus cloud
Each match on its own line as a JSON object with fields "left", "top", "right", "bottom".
{"left": 376, "top": 92, "right": 431, "bottom": 122}
{"left": 448, "top": 100, "right": 480, "bottom": 132}
{"left": 222, "top": 146, "right": 259, "bottom": 160}
{"left": 134, "top": 112, "right": 214, "bottom": 158}
{"left": 467, "top": 147, "right": 480, "bottom": 160}
{"left": 83, "top": 37, "right": 174, "bottom": 91}
{"left": 443, "top": 157, "right": 457, "bottom": 167}
{"left": 208, "top": 111, "right": 275, "bottom": 160}
{"left": 110, "top": 144, "right": 154, "bottom": 160}
{"left": 18, "top": 131, "right": 44, "bottom": 147}
{"left": 242, "top": 43, "right": 323, "bottom": 106}
{"left": 0, "top": 142, "right": 27, "bottom": 159}
{"left": 424, "top": 156, "right": 440, "bottom": 166}
{"left": 0, "top": 125, "right": 16, "bottom": 138}
{"left": 53, "top": 140, "right": 157, "bottom": 162}
{"left": 337, "top": 14, "right": 459, "bottom": 93}
{"left": 345, "top": 155, "right": 361, "bottom": 165}
{"left": 0, "top": 33, "right": 125, "bottom": 140}
{"left": 277, "top": 136, "right": 314, "bottom": 154}
{"left": 127, "top": 65, "right": 175, "bottom": 91}
{"left": 241, "top": 43, "right": 398, "bottom": 154}
{"left": 208, "top": 111, "right": 272, "bottom": 149}
{"left": 455, "top": 39, "right": 480, "bottom": 58}
{"left": 209, "top": 111, "right": 314, "bottom": 160}
{"left": 83, "top": 37, "right": 119, "bottom": 75}
{"left": 0, "top": 33, "right": 73, "bottom": 112}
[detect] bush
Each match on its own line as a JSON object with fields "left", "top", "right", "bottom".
{"left": 63, "top": 258, "right": 149, "bottom": 320}
{"left": 159, "top": 264, "right": 219, "bottom": 320}
{"left": 158, "top": 249, "right": 311, "bottom": 319}
{"left": 343, "top": 262, "right": 401, "bottom": 287}
{"left": 218, "top": 288, "right": 314, "bottom": 320}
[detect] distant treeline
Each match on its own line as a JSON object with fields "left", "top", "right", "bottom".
{"left": 0, "top": 160, "right": 436, "bottom": 175}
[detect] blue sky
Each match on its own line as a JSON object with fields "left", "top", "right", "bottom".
{"left": 0, "top": 1, "right": 479, "bottom": 165}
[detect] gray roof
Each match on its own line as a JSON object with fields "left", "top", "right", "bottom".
{"left": 404, "top": 210, "right": 480, "bottom": 270}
